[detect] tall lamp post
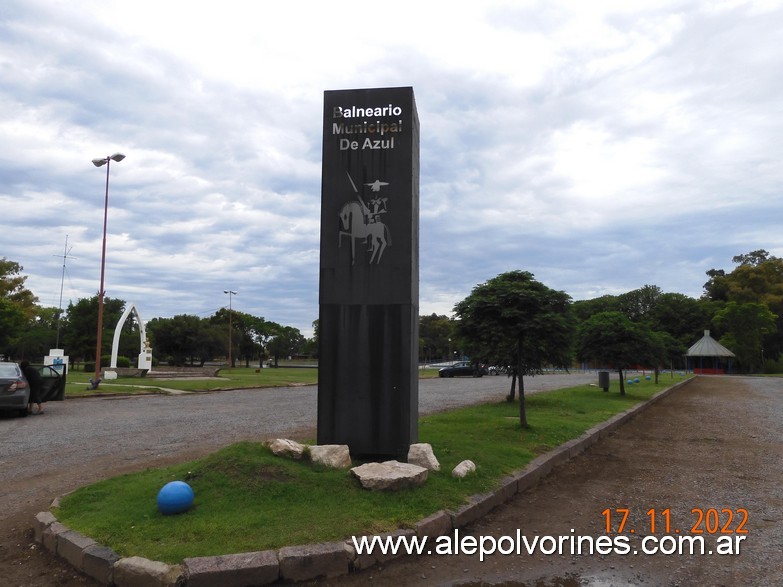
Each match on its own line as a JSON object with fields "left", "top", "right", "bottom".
{"left": 91, "top": 153, "right": 125, "bottom": 385}
{"left": 224, "top": 290, "right": 237, "bottom": 368}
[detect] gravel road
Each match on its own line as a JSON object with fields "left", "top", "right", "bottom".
{"left": 0, "top": 372, "right": 597, "bottom": 585}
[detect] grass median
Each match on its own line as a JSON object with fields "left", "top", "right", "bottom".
{"left": 53, "top": 375, "right": 688, "bottom": 563}
{"left": 64, "top": 366, "right": 441, "bottom": 397}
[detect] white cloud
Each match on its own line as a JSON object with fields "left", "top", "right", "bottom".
{"left": 2, "top": 0, "right": 782, "bottom": 337}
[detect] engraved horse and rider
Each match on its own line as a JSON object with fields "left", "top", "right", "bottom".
{"left": 338, "top": 173, "right": 391, "bottom": 264}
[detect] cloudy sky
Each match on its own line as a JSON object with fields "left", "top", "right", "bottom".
{"left": 2, "top": 0, "right": 781, "bottom": 337}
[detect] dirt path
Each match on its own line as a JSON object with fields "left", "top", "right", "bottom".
{"left": 305, "top": 376, "right": 782, "bottom": 586}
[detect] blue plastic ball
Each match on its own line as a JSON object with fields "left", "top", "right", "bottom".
{"left": 645, "top": 375, "right": 651, "bottom": 380}
{"left": 156, "top": 481, "right": 194, "bottom": 515}
{"left": 627, "top": 379, "right": 634, "bottom": 384}
{"left": 634, "top": 378, "right": 640, "bottom": 383}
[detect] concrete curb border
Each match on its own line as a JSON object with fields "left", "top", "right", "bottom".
{"left": 35, "top": 377, "right": 694, "bottom": 586}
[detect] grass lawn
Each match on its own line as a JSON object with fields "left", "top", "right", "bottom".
{"left": 64, "top": 366, "right": 441, "bottom": 397}
{"left": 53, "top": 376, "right": 685, "bottom": 563}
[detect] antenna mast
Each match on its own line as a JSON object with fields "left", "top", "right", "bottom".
{"left": 54, "top": 235, "right": 76, "bottom": 348}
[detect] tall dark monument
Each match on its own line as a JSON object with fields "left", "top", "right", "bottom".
{"left": 318, "top": 87, "right": 419, "bottom": 459}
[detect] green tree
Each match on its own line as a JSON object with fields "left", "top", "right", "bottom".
{"left": 0, "top": 297, "right": 26, "bottom": 356}
{"left": 575, "top": 311, "right": 656, "bottom": 395}
{"left": 147, "top": 315, "right": 223, "bottom": 366}
{"left": 419, "top": 313, "right": 455, "bottom": 363}
{"left": 703, "top": 252, "right": 783, "bottom": 360}
{"left": 646, "top": 293, "right": 714, "bottom": 362}
{"left": 576, "top": 284, "right": 714, "bottom": 370}
{"left": 267, "top": 325, "right": 305, "bottom": 366}
{"left": 195, "top": 322, "right": 227, "bottom": 366}
{"left": 211, "top": 309, "right": 276, "bottom": 367}
{"left": 725, "top": 258, "right": 783, "bottom": 305}
{"left": 453, "top": 271, "right": 575, "bottom": 428}
{"left": 299, "top": 319, "right": 319, "bottom": 358}
{"left": 702, "top": 268, "right": 730, "bottom": 302}
{"left": 617, "top": 285, "right": 663, "bottom": 323}
{"left": 61, "top": 295, "right": 126, "bottom": 362}
{"left": 572, "top": 295, "right": 619, "bottom": 323}
{"left": 0, "top": 259, "right": 40, "bottom": 356}
{"left": 647, "top": 330, "right": 685, "bottom": 383}
{"left": 713, "top": 302, "right": 777, "bottom": 373}
{"left": 9, "top": 306, "right": 61, "bottom": 361}
{"left": 0, "top": 258, "right": 39, "bottom": 319}
{"left": 732, "top": 249, "right": 771, "bottom": 266}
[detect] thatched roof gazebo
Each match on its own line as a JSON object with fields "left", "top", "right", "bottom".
{"left": 686, "top": 330, "right": 735, "bottom": 374}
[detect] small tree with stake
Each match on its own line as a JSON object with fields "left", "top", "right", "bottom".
{"left": 575, "top": 311, "right": 655, "bottom": 395}
{"left": 453, "top": 271, "right": 575, "bottom": 428}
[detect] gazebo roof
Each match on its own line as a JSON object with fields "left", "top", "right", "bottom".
{"left": 686, "top": 330, "right": 736, "bottom": 357}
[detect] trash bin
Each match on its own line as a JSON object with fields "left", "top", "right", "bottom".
{"left": 598, "top": 370, "right": 610, "bottom": 392}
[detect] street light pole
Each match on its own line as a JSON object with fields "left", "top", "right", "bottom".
{"left": 91, "top": 153, "right": 125, "bottom": 386}
{"left": 224, "top": 290, "right": 237, "bottom": 368}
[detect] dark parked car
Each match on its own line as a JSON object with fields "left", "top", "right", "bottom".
{"left": 0, "top": 362, "right": 29, "bottom": 416}
{"left": 438, "top": 361, "right": 487, "bottom": 378}
{"left": 0, "top": 362, "right": 66, "bottom": 417}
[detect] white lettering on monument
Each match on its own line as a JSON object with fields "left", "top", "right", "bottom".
{"left": 339, "top": 137, "right": 395, "bottom": 151}
{"left": 331, "top": 104, "right": 404, "bottom": 150}
{"left": 332, "top": 120, "right": 403, "bottom": 136}
{"left": 333, "top": 105, "right": 403, "bottom": 118}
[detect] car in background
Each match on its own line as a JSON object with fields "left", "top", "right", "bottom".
{"left": 438, "top": 361, "right": 487, "bottom": 378}
{"left": 0, "top": 362, "right": 30, "bottom": 416}
{"left": 0, "top": 362, "right": 66, "bottom": 417}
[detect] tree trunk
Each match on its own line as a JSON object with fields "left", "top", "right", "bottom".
{"left": 618, "top": 368, "right": 626, "bottom": 395}
{"left": 517, "top": 335, "right": 528, "bottom": 428}
{"left": 654, "top": 366, "right": 659, "bottom": 384}
{"left": 518, "top": 373, "right": 528, "bottom": 428}
{"left": 506, "top": 371, "right": 517, "bottom": 402}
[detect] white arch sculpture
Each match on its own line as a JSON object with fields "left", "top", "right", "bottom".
{"left": 109, "top": 302, "right": 153, "bottom": 372}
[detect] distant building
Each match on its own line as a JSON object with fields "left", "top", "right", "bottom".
{"left": 686, "top": 330, "right": 735, "bottom": 374}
